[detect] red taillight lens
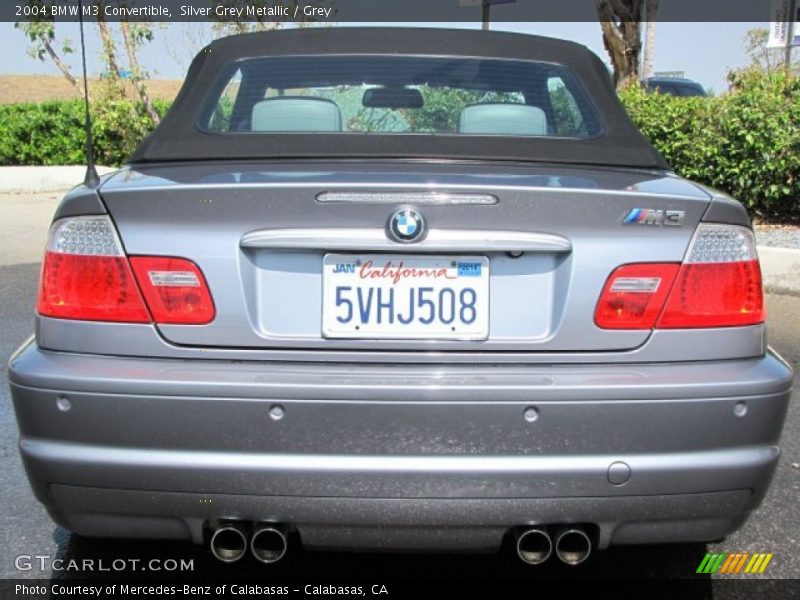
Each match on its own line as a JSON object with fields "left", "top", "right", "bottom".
{"left": 129, "top": 257, "right": 215, "bottom": 325}
{"left": 595, "top": 223, "right": 765, "bottom": 330}
{"left": 38, "top": 217, "right": 151, "bottom": 323}
{"left": 657, "top": 260, "right": 764, "bottom": 328}
{"left": 38, "top": 253, "right": 151, "bottom": 322}
{"left": 594, "top": 263, "right": 680, "bottom": 329}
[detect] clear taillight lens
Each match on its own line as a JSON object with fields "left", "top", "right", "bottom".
{"left": 38, "top": 217, "right": 150, "bottom": 322}
{"left": 595, "top": 224, "right": 765, "bottom": 330}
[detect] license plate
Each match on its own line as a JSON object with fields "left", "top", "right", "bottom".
{"left": 322, "top": 254, "right": 489, "bottom": 339}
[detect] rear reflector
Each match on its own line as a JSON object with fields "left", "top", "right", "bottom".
{"left": 130, "top": 257, "right": 215, "bottom": 325}
{"left": 595, "top": 224, "right": 764, "bottom": 330}
{"left": 38, "top": 217, "right": 150, "bottom": 323}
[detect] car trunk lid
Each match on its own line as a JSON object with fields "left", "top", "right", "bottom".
{"left": 99, "top": 161, "right": 710, "bottom": 353}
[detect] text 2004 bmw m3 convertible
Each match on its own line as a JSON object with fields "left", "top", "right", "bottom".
{"left": 8, "top": 28, "right": 793, "bottom": 566}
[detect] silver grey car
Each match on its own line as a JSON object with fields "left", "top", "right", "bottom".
{"left": 8, "top": 28, "right": 793, "bottom": 566}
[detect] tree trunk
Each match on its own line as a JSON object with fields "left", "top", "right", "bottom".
{"left": 41, "top": 36, "right": 79, "bottom": 88}
{"left": 595, "top": 0, "right": 643, "bottom": 89}
{"left": 119, "top": 20, "right": 160, "bottom": 125}
{"left": 95, "top": 8, "right": 124, "bottom": 96}
{"left": 642, "top": 0, "right": 659, "bottom": 79}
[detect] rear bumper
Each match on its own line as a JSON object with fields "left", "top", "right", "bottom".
{"left": 9, "top": 341, "right": 793, "bottom": 551}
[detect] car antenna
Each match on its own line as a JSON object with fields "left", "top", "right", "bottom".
{"left": 78, "top": 0, "right": 100, "bottom": 188}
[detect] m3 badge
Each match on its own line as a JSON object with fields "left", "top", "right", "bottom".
{"left": 624, "top": 208, "right": 685, "bottom": 226}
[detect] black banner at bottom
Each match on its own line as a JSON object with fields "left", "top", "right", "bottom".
{"left": 2, "top": 579, "right": 800, "bottom": 600}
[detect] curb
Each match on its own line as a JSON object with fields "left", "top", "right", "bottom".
{"left": 759, "top": 247, "right": 800, "bottom": 296}
{"left": 0, "top": 165, "right": 115, "bottom": 194}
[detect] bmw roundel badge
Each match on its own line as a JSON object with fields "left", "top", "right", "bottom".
{"left": 388, "top": 209, "right": 425, "bottom": 243}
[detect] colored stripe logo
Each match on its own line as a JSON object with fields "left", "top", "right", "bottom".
{"left": 624, "top": 208, "right": 649, "bottom": 224}
{"left": 696, "top": 552, "right": 773, "bottom": 574}
{"left": 622, "top": 208, "right": 685, "bottom": 226}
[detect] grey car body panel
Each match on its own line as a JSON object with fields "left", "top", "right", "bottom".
{"left": 51, "top": 182, "right": 108, "bottom": 220}
{"left": 92, "top": 162, "right": 711, "bottom": 353}
{"left": 34, "top": 317, "right": 766, "bottom": 363}
{"left": 10, "top": 341, "right": 792, "bottom": 402}
{"left": 10, "top": 343, "right": 791, "bottom": 550}
{"left": 697, "top": 185, "right": 753, "bottom": 226}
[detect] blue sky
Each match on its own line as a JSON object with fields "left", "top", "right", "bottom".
{"left": 0, "top": 21, "right": 763, "bottom": 92}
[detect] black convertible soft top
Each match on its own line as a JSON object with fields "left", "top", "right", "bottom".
{"left": 131, "top": 27, "right": 668, "bottom": 169}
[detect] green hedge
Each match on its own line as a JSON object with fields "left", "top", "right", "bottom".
{"left": 0, "top": 98, "right": 169, "bottom": 168}
{"left": 620, "top": 69, "right": 800, "bottom": 221}
{"left": 1, "top": 71, "right": 798, "bottom": 220}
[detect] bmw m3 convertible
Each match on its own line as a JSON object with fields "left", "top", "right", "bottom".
{"left": 9, "top": 28, "right": 793, "bottom": 566}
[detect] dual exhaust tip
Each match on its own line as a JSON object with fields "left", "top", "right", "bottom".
{"left": 515, "top": 526, "right": 592, "bottom": 566}
{"left": 210, "top": 522, "right": 288, "bottom": 564}
{"left": 210, "top": 521, "right": 591, "bottom": 566}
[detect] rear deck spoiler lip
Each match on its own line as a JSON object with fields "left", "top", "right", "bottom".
{"left": 98, "top": 178, "right": 711, "bottom": 203}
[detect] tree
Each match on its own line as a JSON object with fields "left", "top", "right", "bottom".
{"left": 594, "top": 0, "right": 644, "bottom": 89}
{"left": 94, "top": 2, "right": 124, "bottom": 97}
{"left": 743, "top": 27, "right": 799, "bottom": 74}
{"left": 14, "top": 18, "right": 80, "bottom": 91}
{"left": 16, "top": 1, "right": 161, "bottom": 126}
{"left": 119, "top": 20, "right": 160, "bottom": 124}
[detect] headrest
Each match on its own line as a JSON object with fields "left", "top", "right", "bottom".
{"left": 251, "top": 97, "right": 343, "bottom": 132}
{"left": 458, "top": 103, "right": 547, "bottom": 136}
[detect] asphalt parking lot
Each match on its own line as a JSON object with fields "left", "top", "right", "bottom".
{"left": 0, "top": 191, "right": 797, "bottom": 591}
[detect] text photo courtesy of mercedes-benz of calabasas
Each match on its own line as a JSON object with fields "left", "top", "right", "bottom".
{"left": 8, "top": 28, "right": 793, "bottom": 566}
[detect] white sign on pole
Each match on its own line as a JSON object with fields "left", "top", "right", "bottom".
{"left": 795, "top": 4, "right": 800, "bottom": 46}
{"left": 768, "top": 0, "right": 799, "bottom": 48}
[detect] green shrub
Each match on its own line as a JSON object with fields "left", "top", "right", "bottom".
{"left": 0, "top": 98, "right": 169, "bottom": 167}
{"left": 0, "top": 100, "right": 87, "bottom": 166}
{"left": 620, "top": 69, "right": 800, "bottom": 221}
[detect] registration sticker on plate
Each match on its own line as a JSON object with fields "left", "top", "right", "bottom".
{"left": 322, "top": 254, "right": 489, "bottom": 340}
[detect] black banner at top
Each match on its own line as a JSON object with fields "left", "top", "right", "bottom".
{"left": 1, "top": 0, "right": 785, "bottom": 23}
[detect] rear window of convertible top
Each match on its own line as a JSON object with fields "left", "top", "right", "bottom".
{"left": 201, "top": 55, "right": 603, "bottom": 139}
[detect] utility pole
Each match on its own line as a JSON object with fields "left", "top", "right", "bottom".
{"left": 785, "top": 0, "right": 797, "bottom": 72}
{"left": 458, "top": 1, "right": 516, "bottom": 31}
{"left": 642, "top": 0, "right": 660, "bottom": 79}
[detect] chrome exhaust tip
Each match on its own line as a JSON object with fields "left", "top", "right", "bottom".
{"left": 209, "top": 523, "right": 248, "bottom": 563}
{"left": 554, "top": 527, "right": 592, "bottom": 566}
{"left": 250, "top": 525, "right": 288, "bottom": 564}
{"left": 515, "top": 528, "right": 552, "bottom": 565}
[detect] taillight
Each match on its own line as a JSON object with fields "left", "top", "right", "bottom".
{"left": 657, "top": 224, "right": 764, "bottom": 328}
{"left": 129, "top": 257, "right": 215, "bottom": 324}
{"left": 38, "top": 216, "right": 150, "bottom": 322}
{"left": 38, "top": 216, "right": 216, "bottom": 325}
{"left": 595, "top": 224, "right": 764, "bottom": 330}
{"left": 594, "top": 263, "right": 680, "bottom": 329}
